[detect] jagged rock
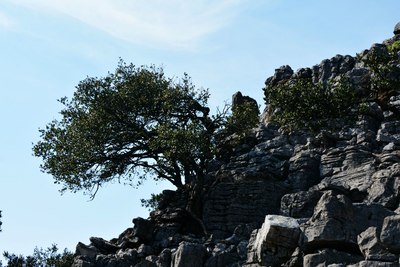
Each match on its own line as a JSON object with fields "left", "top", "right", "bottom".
{"left": 302, "top": 191, "right": 359, "bottom": 251}
{"left": 237, "top": 240, "right": 248, "bottom": 260}
{"left": 70, "top": 22, "right": 400, "bottom": 267}
{"left": 157, "top": 248, "right": 172, "bottom": 267}
{"left": 75, "top": 242, "right": 100, "bottom": 259}
{"left": 280, "top": 190, "right": 322, "bottom": 218}
{"left": 357, "top": 227, "right": 397, "bottom": 262}
{"left": 232, "top": 91, "right": 258, "bottom": 112}
{"left": 89, "top": 237, "right": 119, "bottom": 254}
{"left": 303, "top": 249, "right": 363, "bottom": 267}
{"left": 171, "top": 242, "right": 207, "bottom": 267}
{"left": 380, "top": 215, "right": 400, "bottom": 253}
{"left": 135, "top": 258, "right": 157, "bottom": 267}
{"left": 265, "top": 65, "right": 293, "bottom": 88}
{"left": 72, "top": 257, "right": 95, "bottom": 267}
{"left": 246, "top": 215, "right": 300, "bottom": 266}
{"left": 205, "top": 244, "right": 240, "bottom": 267}
{"left": 287, "top": 149, "right": 321, "bottom": 191}
{"left": 203, "top": 180, "right": 289, "bottom": 238}
{"left": 133, "top": 217, "right": 155, "bottom": 243}
{"left": 303, "top": 191, "right": 394, "bottom": 253}
{"left": 349, "top": 261, "right": 400, "bottom": 267}
{"left": 394, "top": 22, "right": 400, "bottom": 35}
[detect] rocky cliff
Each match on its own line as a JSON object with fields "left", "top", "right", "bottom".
{"left": 72, "top": 23, "right": 400, "bottom": 267}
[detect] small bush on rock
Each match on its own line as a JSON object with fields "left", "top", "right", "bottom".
{"left": 265, "top": 77, "right": 358, "bottom": 132}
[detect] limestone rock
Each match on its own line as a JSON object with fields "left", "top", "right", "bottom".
{"left": 394, "top": 22, "right": 400, "bottom": 35}
{"left": 303, "top": 249, "right": 363, "bottom": 267}
{"left": 171, "top": 242, "right": 207, "bottom": 267}
{"left": 246, "top": 215, "right": 300, "bottom": 266}
{"left": 357, "top": 227, "right": 397, "bottom": 262}
{"left": 380, "top": 215, "right": 400, "bottom": 253}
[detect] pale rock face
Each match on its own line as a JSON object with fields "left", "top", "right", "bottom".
{"left": 247, "top": 215, "right": 300, "bottom": 266}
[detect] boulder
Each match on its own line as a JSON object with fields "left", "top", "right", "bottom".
{"left": 75, "top": 242, "right": 100, "bottom": 259}
{"left": 303, "top": 249, "right": 363, "bottom": 267}
{"left": 247, "top": 215, "right": 300, "bottom": 266}
{"left": 357, "top": 227, "right": 397, "bottom": 262}
{"left": 89, "top": 237, "right": 119, "bottom": 254}
{"left": 133, "top": 217, "right": 155, "bottom": 243}
{"left": 394, "top": 22, "right": 400, "bottom": 35}
{"left": 171, "top": 242, "right": 207, "bottom": 267}
{"left": 380, "top": 215, "right": 400, "bottom": 253}
{"left": 280, "top": 190, "right": 322, "bottom": 218}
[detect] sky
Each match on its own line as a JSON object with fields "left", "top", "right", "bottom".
{"left": 0, "top": 0, "right": 399, "bottom": 259}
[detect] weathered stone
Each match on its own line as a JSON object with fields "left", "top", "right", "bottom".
{"left": 394, "top": 22, "right": 400, "bottom": 35}
{"left": 157, "top": 248, "right": 172, "bottom": 267}
{"left": 75, "top": 242, "right": 100, "bottom": 259}
{"left": 133, "top": 217, "right": 155, "bottom": 243}
{"left": 135, "top": 259, "right": 157, "bottom": 267}
{"left": 281, "top": 190, "right": 322, "bottom": 218}
{"left": 358, "top": 227, "right": 397, "bottom": 262}
{"left": 72, "top": 257, "right": 96, "bottom": 267}
{"left": 288, "top": 150, "right": 321, "bottom": 191}
{"left": 302, "top": 191, "right": 357, "bottom": 248}
{"left": 203, "top": 180, "right": 289, "bottom": 237}
{"left": 303, "top": 249, "right": 363, "bottom": 267}
{"left": 247, "top": 215, "right": 300, "bottom": 266}
{"left": 237, "top": 240, "right": 249, "bottom": 260}
{"left": 349, "top": 261, "right": 400, "bottom": 267}
{"left": 89, "top": 237, "right": 119, "bottom": 254}
{"left": 380, "top": 215, "right": 400, "bottom": 253}
{"left": 232, "top": 91, "right": 258, "bottom": 113}
{"left": 171, "top": 242, "right": 207, "bottom": 267}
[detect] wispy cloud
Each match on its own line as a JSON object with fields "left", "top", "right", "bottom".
{"left": 0, "top": 11, "right": 15, "bottom": 30}
{"left": 7, "top": 0, "right": 246, "bottom": 49}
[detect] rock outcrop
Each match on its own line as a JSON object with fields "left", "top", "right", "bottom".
{"left": 72, "top": 23, "right": 400, "bottom": 267}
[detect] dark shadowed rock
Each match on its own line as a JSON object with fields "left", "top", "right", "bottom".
{"left": 171, "top": 242, "right": 207, "bottom": 267}
{"left": 303, "top": 249, "right": 363, "bottom": 267}
{"left": 358, "top": 227, "right": 398, "bottom": 262}
{"left": 380, "top": 215, "right": 400, "bottom": 253}
{"left": 280, "top": 190, "right": 322, "bottom": 218}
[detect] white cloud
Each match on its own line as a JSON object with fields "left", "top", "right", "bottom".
{"left": 8, "top": 0, "right": 247, "bottom": 49}
{"left": 0, "top": 11, "right": 15, "bottom": 30}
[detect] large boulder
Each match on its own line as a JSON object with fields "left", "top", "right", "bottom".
{"left": 171, "top": 242, "right": 207, "bottom": 267}
{"left": 246, "top": 215, "right": 301, "bottom": 266}
{"left": 380, "top": 215, "right": 400, "bottom": 253}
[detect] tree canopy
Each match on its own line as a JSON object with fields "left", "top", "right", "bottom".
{"left": 33, "top": 61, "right": 226, "bottom": 198}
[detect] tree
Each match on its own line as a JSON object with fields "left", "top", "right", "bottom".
{"left": 33, "top": 61, "right": 226, "bottom": 217}
{"left": 3, "top": 244, "right": 73, "bottom": 267}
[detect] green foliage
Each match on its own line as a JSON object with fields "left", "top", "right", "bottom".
{"left": 33, "top": 60, "right": 226, "bottom": 198}
{"left": 2, "top": 244, "right": 73, "bottom": 267}
{"left": 265, "top": 77, "right": 358, "bottom": 132}
{"left": 387, "top": 40, "right": 400, "bottom": 54}
{"left": 225, "top": 101, "right": 260, "bottom": 137}
{"left": 140, "top": 193, "right": 163, "bottom": 211}
{"left": 362, "top": 43, "right": 400, "bottom": 98}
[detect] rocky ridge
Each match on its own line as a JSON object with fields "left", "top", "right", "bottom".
{"left": 72, "top": 24, "right": 400, "bottom": 267}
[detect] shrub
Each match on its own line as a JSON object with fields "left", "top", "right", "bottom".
{"left": 265, "top": 77, "right": 358, "bottom": 132}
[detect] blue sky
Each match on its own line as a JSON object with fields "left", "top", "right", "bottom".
{"left": 0, "top": 0, "right": 399, "bottom": 258}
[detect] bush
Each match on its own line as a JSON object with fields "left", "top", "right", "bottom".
{"left": 265, "top": 77, "right": 358, "bottom": 132}
{"left": 2, "top": 244, "right": 73, "bottom": 267}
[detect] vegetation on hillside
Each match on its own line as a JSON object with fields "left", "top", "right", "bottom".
{"left": 1, "top": 244, "right": 73, "bottom": 267}
{"left": 265, "top": 77, "right": 358, "bottom": 132}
